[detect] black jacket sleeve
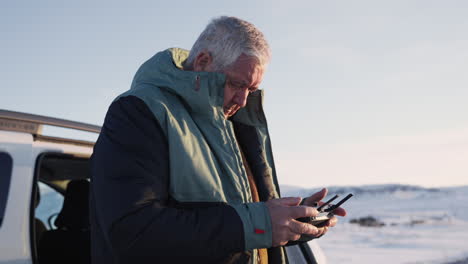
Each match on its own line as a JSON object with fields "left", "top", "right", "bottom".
{"left": 90, "top": 96, "right": 245, "bottom": 263}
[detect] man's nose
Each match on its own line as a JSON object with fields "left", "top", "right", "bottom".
{"left": 233, "top": 89, "right": 249, "bottom": 108}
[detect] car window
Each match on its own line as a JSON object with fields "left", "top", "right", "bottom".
{"left": 35, "top": 182, "right": 64, "bottom": 229}
{"left": 0, "top": 152, "right": 13, "bottom": 229}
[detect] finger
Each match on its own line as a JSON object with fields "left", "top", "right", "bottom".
{"left": 304, "top": 188, "right": 328, "bottom": 205}
{"left": 323, "top": 217, "right": 338, "bottom": 227}
{"left": 276, "top": 197, "right": 302, "bottom": 206}
{"left": 289, "top": 206, "right": 319, "bottom": 219}
{"left": 332, "top": 207, "right": 347, "bottom": 216}
{"left": 289, "top": 219, "right": 318, "bottom": 235}
{"left": 289, "top": 233, "right": 301, "bottom": 242}
{"left": 316, "top": 226, "right": 329, "bottom": 237}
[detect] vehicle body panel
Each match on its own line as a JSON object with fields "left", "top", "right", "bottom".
{"left": 0, "top": 130, "right": 93, "bottom": 263}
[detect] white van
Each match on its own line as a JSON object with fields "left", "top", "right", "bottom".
{"left": 0, "top": 109, "right": 326, "bottom": 264}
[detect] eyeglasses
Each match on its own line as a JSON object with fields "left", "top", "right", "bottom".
{"left": 227, "top": 79, "right": 258, "bottom": 94}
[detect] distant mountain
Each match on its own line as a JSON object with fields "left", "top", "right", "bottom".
{"left": 280, "top": 183, "right": 468, "bottom": 197}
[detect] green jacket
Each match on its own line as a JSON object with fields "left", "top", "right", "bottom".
{"left": 117, "top": 48, "right": 286, "bottom": 263}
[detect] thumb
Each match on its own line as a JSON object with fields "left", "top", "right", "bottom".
{"left": 276, "top": 197, "right": 302, "bottom": 206}
{"left": 307, "top": 188, "right": 328, "bottom": 204}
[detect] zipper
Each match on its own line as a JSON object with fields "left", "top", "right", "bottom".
{"left": 222, "top": 118, "right": 252, "bottom": 203}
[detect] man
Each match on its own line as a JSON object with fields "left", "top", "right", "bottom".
{"left": 90, "top": 16, "right": 346, "bottom": 264}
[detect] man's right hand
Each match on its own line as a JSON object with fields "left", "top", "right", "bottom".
{"left": 265, "top": 197, "right": 320, "bottom": 247}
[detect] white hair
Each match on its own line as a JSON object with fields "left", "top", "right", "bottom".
{"left": 185, "top": 16, "right": 271, "bottom": 70}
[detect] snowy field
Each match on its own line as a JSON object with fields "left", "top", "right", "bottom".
{"left": 282, "top": 184, "right": 468, "bottom": 264}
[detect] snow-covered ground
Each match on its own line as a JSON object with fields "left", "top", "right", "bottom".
{"left": 282, "top": 184, "right": 468, "bottom": 264}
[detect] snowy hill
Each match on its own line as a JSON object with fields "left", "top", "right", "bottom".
{"left": 281, "top": 183, "right": 447, "bottom": 198}
{"left": 282, "top": 184, "right": 468, "bottom": 264}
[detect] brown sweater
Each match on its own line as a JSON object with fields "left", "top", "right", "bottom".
{"left": 239, "top": 149, "right": 268, "bottom": 264}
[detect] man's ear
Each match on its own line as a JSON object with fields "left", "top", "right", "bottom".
{"left": 193, "top": 51, "right": 213, "bottom": 72}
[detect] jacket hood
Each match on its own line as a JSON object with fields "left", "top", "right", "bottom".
{"left": 130, "top": 48, "right": 226, "bottom": 116}
{"left": 130, "top": 48, "right": 267, "bottom": 126}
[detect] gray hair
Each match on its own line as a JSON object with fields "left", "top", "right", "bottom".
{"left": 185, "top": 16, "right": 271, "bottom": 70}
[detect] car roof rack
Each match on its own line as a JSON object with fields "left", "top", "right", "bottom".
{"left": 0, "top": 109, "right": 101, "bottom": 146}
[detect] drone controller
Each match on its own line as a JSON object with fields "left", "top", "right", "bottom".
{"left": 297, "top": 193, "right": 353, "bottom": 227}
{"left": 293, "top": 193, "right": 353, "bottom": 242}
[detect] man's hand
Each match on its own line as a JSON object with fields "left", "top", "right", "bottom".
{"left": 266, "top": 189, "right": 348, "bottom": 247}
{"left": 265, "top": 197, "right": 321, "bottom": 247}
{"left": 301, "top": 188, "right": 347, "bottom": 236}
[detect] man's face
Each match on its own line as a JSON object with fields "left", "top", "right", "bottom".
{"left": 221, "top": 54, "right": 264, "bottom": 119}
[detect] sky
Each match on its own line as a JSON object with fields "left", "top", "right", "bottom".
{"left": 1, "top": 0, "right": 467, "bottom": 188}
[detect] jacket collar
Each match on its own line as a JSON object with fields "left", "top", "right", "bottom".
{"left": 131, "top": 48, "right": 267, "bottom": 126}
